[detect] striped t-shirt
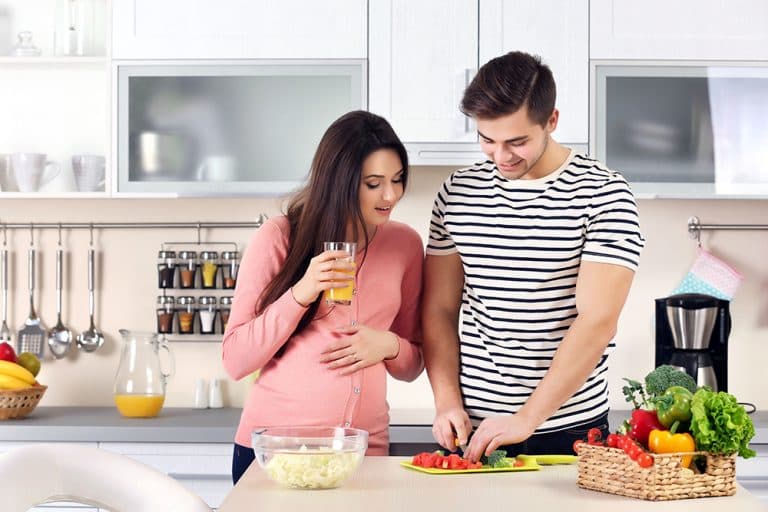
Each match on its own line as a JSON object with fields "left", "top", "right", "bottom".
{"left": 427, "top": 150, "right": 644, "bottom": 433}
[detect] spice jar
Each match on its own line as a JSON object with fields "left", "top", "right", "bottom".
{"left": 198, "top": 296, "right": 218, "bottom": 335}
{"left": 157, "top": 250, "right": 177, "bottom": 288}
{"left": 219, "top": 296, "right": 232, "bottom": 333}
{"left": 200, "top": 251, "right": 219, "bottom": 289}
{"left": 177, "top": 296, "right": 196, "bottom": 334}
{"left": 156, "top": 295, "right": 176, "bottom": 334}
{"left": 221, "top": 250, "right": 240, "bottom": 289}
{"left": 178, "top": 251, "right": 198, "bottom": 289}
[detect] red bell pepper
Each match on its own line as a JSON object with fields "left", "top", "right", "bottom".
{"left": 629, "top": 409, "right": 665, "bottom": 446}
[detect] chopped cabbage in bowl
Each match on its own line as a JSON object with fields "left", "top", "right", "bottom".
{"left": 264, "top": 445, "right": 363, "bottom": 489}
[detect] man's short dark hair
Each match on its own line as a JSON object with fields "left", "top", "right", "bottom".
{"left": 460, "top": 51, "right": 556, "bottom": 126}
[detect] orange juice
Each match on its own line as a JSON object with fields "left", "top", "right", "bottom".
{"left": 324, "top": 268, "right": 355, "bottom": 304}
{"left": 114, "top": 394, "right": 165, "bottom": 418}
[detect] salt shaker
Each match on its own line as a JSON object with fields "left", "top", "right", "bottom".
{"left": 208, "top": 377, "right": 223, "bottom": 408}
{"left": 193, "top": 378, "right": 208, "bottom": 409}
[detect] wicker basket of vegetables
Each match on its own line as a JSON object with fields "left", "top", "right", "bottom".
{"left": 576, "top": 365, "right": 755, "bottom": 501}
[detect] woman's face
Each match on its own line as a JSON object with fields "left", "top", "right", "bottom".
{"left": 356, "top": 148, "right": 405, "bottom": 235}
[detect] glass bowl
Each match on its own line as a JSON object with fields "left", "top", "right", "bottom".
{"left": 251, "top": 426, "right": 368, "bottom": 489}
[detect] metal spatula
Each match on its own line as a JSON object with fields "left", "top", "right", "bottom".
{"left": 17, "top": 246, "right": 45, "bottom": 358}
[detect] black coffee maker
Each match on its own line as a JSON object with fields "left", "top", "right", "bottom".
{"left": 654, "top": 293, "right": 730, "bottom": 392}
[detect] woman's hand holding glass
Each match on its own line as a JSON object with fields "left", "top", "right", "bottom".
{"left": 291, "top": 249, "right": 357, "bottom": 307}
{"left": 320, "top": 325, "right": 400, "bottom": 375}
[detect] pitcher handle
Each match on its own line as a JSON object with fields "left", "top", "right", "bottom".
{"left": 158, "top": 335, "right": 175, "bottom": 380}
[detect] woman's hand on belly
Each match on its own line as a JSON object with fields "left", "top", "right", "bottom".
{"left": 319, "top": 324, "right": 399, "bottom": 375}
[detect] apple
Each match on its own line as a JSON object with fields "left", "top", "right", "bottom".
{"left": 0, "top": 342, "right": 17, "bottom": 363}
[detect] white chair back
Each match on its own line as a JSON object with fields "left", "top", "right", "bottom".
{"left": 0, "top": 444, "right": 212, "bottom": 512}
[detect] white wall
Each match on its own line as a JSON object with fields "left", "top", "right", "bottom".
{"left": 1, "top": 163, "right": 767, "bottom": 413}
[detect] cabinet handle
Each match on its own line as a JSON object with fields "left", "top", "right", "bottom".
{"left": 463, "top": 68, "right": 477, "bottom": 133}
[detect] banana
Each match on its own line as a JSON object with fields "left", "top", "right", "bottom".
{"left": 0, "top": 372, "right": 31, "bottom": 390}
{"left": 0, "top": 360, "right": 36, "bottom": 385}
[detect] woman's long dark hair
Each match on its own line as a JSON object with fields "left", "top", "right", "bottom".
{"left": 255, "top": 110, "right": 409, "bottom": 336}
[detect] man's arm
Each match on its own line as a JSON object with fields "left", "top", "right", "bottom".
{"left": 422, "top": 252, "right": 472, "bottom": 450}
{"left": 464, "top": 260, "right": 635, "bottom": 460}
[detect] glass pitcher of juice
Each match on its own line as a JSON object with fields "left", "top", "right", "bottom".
{"left": 114, "top": 329, "right": 175, "bottom": 418}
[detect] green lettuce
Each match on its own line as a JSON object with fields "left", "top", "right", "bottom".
{"left": 689, "top": 388, "right": 756, "bottom": 458}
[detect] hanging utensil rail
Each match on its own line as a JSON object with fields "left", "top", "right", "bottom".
{"left": 0, "top": 216, "right": 266, "bottom": 232}
{"left": 688, "top": 216, "right": 768, "bottom": 246}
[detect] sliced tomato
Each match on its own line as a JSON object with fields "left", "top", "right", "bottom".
{"left": 422, "top": 452, "right": 438, "bottom": 468}
{"left": 513, "top": 458, "right": 526, "bottom": 467}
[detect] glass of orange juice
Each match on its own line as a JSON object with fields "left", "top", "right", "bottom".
{"left": 322, "top": 242, "right": 357, "bottom": 308}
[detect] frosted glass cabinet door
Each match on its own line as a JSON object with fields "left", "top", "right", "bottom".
{"left": 112, "top": 0, "right": 367, "bottom": 59}
{"left": 115, "top": 60, "right": 365, "bottom": 196}
{"left": 368, "top": 0, "right": 478, "bottom": 143}
{"left": 479, "top": 0, "right": 588, "bottom": 144}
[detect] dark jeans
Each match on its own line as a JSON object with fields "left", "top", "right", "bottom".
{"left": 232, "top": 443, "right": 255, "bottom": 485}
{"left": 495, "top": 413, "right": 610, "bottom": 457}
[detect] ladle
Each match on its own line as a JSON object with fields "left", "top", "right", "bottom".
{"left": 48, "top": 228, "right": 72, "bottom": 358}
{"left": 76, "top": 238, "right": 104, "bottom": 352}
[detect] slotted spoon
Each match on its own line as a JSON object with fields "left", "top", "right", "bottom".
{"left": 17, "top": 246, "right": 46, "bottom": 358}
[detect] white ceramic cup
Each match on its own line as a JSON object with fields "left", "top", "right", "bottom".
{"left": 0, "top": 154, "right": 17, "bottom": 192}
{"left": 11, "top": 152, "right": 60, "bottom": 193}
{"left": 39, "top": 165, "right": 77, "bottom": 193}
{"left": 196, "top": 156, "right": 237, "bottom": 182}
{"left": 72, "top": 154, "right": 106, "bottom": 192}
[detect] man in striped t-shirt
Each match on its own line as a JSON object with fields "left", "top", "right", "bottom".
{"left": 423, "top": 51, "right": 645, "bottom": 462}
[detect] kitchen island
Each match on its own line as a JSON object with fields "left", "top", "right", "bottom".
{"left": 218, "top": 456, "right": 768, "bottom": 511}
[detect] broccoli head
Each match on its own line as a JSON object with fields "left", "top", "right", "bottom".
{"left": 645, "top": 365, "right": 697, "bottom": 396}
{"left": 482, "top": 450, "right": 512, "bottom": 468}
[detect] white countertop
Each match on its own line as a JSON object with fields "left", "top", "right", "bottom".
{"left": 218, "top": 456, "right": 768, "bottom": 512}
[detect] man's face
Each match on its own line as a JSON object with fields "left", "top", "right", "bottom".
{"left": 476, "top": 107, "right": 558, "bottom": 180}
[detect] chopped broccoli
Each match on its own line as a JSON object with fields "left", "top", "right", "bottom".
{"left": 482, "top": 450, "right": 512, "bottom": 468}
{"left": 645, "top": 365, "right": 697, "bottom": 397}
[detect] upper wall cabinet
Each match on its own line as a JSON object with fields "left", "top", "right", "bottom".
{"left": 112, "top": 0, "right": 367, "bottom": 59}
{"left": 369, "top": 0, "right": 481, "bottom": 165}
{"left": 590, "top": 0, "right": 768, "bottom": 60}
{"left": 480, "top": 0, "right": 588, "bottom": 144}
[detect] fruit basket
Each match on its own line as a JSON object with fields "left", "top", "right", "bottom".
{"left": 0, "top": 385, "right": 47, "bottom": 420}
{"left": 577, "top": 443, "right": 736, "bottom": 501}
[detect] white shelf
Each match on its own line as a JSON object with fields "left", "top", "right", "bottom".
{"left": 0, "top": 191, "right": 110, "bottom": 199}
{"left": 0, "top": 56, "right": 108, "bottom": 65}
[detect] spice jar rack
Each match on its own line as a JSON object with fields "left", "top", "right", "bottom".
{"left": 156, "top": 241, "right": 240, "bottom": 342}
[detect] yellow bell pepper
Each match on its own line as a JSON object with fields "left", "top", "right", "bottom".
{"left": 648, "top": 429, "right": 696, "bottom": 468}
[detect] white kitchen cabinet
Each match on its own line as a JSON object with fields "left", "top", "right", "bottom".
{"left": 112, "top": 0, "right": 366, "bottom": 59}
{"left": 737, "top": 444, "right": 768, "bottom": 504}
{"left": 368, "top": 0, "right": 480, "bottom": 154}
{"left": 99, "top": 442, "right": 232, "bottom": 509}
{"left": 590, "top": 0, "right": 768, "bottom": 60}
{"left": 479, "top": 0, "right": 588, "bottom": 144}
